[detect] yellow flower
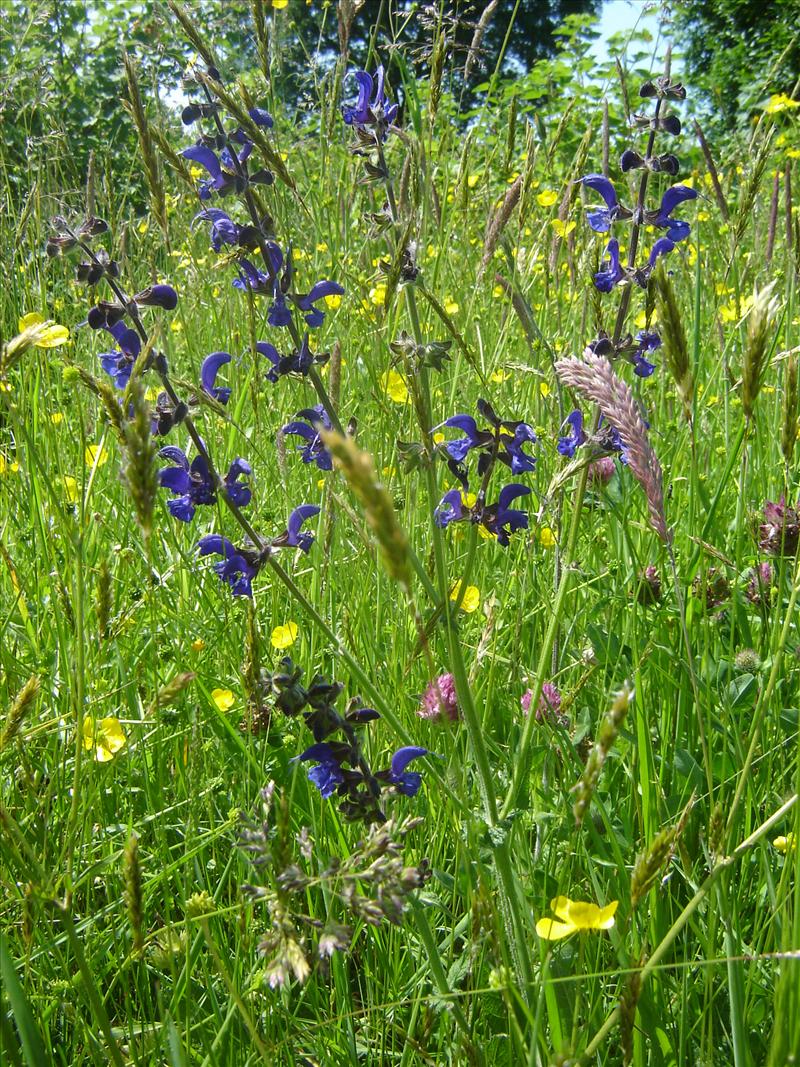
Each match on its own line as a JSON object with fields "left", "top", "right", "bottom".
{"left": 324, "top": 293, "right": 342, "bottom": 310}
{"left": 450, "top": 581, "right": 479, "bottom": 613}
{"left": 271, "top": 621, "right": 299, "bottom": 649}
{"left": 444, "top": 297, "right": 459, "bottom": 315}
{"left": 539, "top": 527, "right": 556, "bottom": 549}
{"left": 17, "top": 313, "right": 69, "bottom": 348}
{"left": 539, "top": 382, "right": 550, "bottom": 398}
{"left": 211, "top": 688, "right": 235, "bottom": 711}
{"left": 272, "top": 0, "right": 288, "bottom": 8}
{"left": 51, "top": 412, "right": 64, "bottom": 425}
{"left": 550, "top": 219, "right": 576, "bottom": 239}
{"left": 634, "top": 308, "right": 658, "bottom": 330}
{"left": 467, "top": 173, "right": 481, "bottom": 189}
{"left": 764, "top": 93, "right": 799, "bottom": 115}
{"left": 536, "top": 189, "right": 558, "bottom": 208}
{"left": 491, "top": 369, "right": 510, "bottom": 383}
{"left": 536, "top": 896, "right": 618, "bottom": 940}
{"left": 492, "top": 284, "right": 504, "bottom": 298}
{"left": 0, "top": 454, "right": 20, "bottom": 475}
{"left": 83, "top": 716, "right": 127, "bottom": 763}
{"left": 433, "top": 431, "right": 445, "bottom": 444}
{"left": 191, "top": 639, "right": 205, "bottom": 652}
{"left": 85, "top": 443, "right": 108, "bottom": 468}
{"left": 773, "top": 832, "right": 796, "bottom": 854}
{"left": 461, "top": 491, "right": 477, "bottom": 508}
{"left": 189, "top": 164, "right": 204, "bottom": 180}
{"left": 369, "top": 282, "right": 387, "bottom": 307}
{"left": 63, "top": 476, "right": 79, "bottom": 503}
{"left": 381, "top": 370, "right": 409, "bottom": 404}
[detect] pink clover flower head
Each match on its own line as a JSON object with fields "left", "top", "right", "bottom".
{"left": 521, "top": 682, "right": 564, "bottom": 724}
{"left": 419, "top": 673, "right": 459, "bottom": 722}
{"left": 589, "top": 456, "right": 616, "bottom": 486}
{"left": 746, "top": 562, "right": 774, "bottom": 606}
{"left": 758, "top": 497, "right": 799, "bottom": 557}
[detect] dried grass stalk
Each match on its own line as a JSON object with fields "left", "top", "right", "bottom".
{"left": 782, "top": 354, "right": 798, "bottom": 466}
{"left": 123, "top": 53, "right": 168, "bottom": 236}
{"left": 479, "top": 175, "right": 522, "bottom": 279}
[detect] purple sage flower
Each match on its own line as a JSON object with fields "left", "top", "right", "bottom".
{"left": 98, "top": 321, "right": 141, "bottom": 389}
{"left": 281, "top": 406, "right": 333, "bottom": 470}
{"left": 296, "top": 742, "right": 347, "bottom": 798}
{"left": 578, "top": 174, "right": 632, "bottom": 232}
{"left": 134, "top": 284, "right": 178, "bottom": 311}
{"left": 272, "top": 505, "right": 322, "bottom": 554}
{"left": 197, "top": 535, "right": 261, "bottom": 597}
{"left": 557, "top": 410, "right": 586, "bottom": 457}
{"left": 342, "top": 66, "right": 398, "bottom": 135}
{"left": 594, "top": 238, "right": 626, "bottom": 293}
{"left": 158, "top": 447, "right": 251, "bottom": 522}
{"left": 200, "top": 351, "right": 232, "bottom": 404}
{"left": 649, "top": 185, "right": 697, "bottom": 243}
{"left": 193, "top": 208, "right": 240, "bottom": 252}
{"left": 384, "top": 746, "right": 428, "bottom": 796}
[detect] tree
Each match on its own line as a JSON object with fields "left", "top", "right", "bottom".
{"left": 670, "top": 0, "right": 800, "bottom": 129}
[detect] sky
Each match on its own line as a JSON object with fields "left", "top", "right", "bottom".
{"left": 591, "top": 0, "right": 663, "bottom": 62}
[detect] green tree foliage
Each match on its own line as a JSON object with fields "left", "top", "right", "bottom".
{"left": 671, "top": 0, "right": 800, "bottom": 130}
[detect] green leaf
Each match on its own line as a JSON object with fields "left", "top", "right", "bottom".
{"left": 0, "top": 933, "right": 48, "bottom": 1067}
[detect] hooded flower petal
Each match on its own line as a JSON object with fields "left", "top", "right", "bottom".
{"left": 200, "top": 351, "right": 232, "bottom": 403}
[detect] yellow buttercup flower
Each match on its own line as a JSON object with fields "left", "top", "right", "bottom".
{"left": 444, "top": 297, "right": 459, "bottom": 315}
{"left": 536, "top": 189, "right": 558, "bottom": 208}
{"left": 0, "top": 454, "right": 20, "bottom": 475}
{"left": 191, "top": 639, "right": 205, "bottom": 652}
{"left": 85, "top": 443, "right": 108, "bottom": 468}
{"left": 550, "top": 218, "right": 576, "bottom": 239}
{"left": 271, "top": 621, "right": 299, "bottom": 649}
{"left": 83, "top": 716, "right": 127, "bottom": 763}
{"left": 63, "top": 476, "right": 79, "bottom": 503}
{"left": 539, "top": 527, "right": 556, "bottom": 549}
{"left": 764, "top": 93, "right": 799, "bottom": 115}
{"left": 17, "top": 313, "right": 69, "bottom": 349}
{"left": 272, "top": 0, "right": 288, "bottom": 8}
{"left": 773, "top": 832, "right": 796, "bottom": 854}
{"left": 369, "top": 282, "right": 387, "bottom": 307}
{"left": 324, "top": 293, "right": 342, "bottom": 310}
{"left": 211, "top": 688, "right": 235, "bottom": 711}
{"left": 450, "top": 581, "right": 480, "bottom": 613}
{"left": 381, "top": 370, "right": 409, "bottom": 404}
{"left": 536, "top": 896, "right": 618, "bottom": 940}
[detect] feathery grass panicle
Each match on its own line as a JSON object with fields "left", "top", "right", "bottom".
{"left": 165, "top": 0, "right": 219, "bottom": 72}
{"left": 653, "top": 261, "right": 694, "bottom": 422}
{"left": 320, "top": 430, "right": 412, "bottom": 594}
{"left": 767, "top": 172, "right": 780, "bottom": 264}
{"left": 741, "top": 281, "right": 780, "bottom": 421}
{"left": 631, "top": 828, "right": 677, "bottom": 908}
{"left": 693, "top": 119, "right": 729, "bottom": 222}
{"left": 150, "top": 124, "right": 196, "bottom": 192}
{"left": 782, "top": 355, "right": 798, "bottom": 466}
{"left": 620, "top": 963, "right": 644, "bottom": 1066}
{"left": 463, "top": 0, "right": 498, "bottom": 82}
{"left": 123, "top": 53, "right": 168, "bottom": 237}
{"left": 733, "top": 128, "right": 774, "bottom": 248}
{"left": 572, "top": 684, "right": 633, "bottom": 825}
{"left": 123, "top": 833, "right": 144, "bottom": 956}
{"left": 479, "top": 175, "right": 522, "bottom": 279}
{"left": 148, "top": 673, "right": 196, "bottom": 716}
{"left": 251, "top": 0, "right": 271, "bottom": 83}
{"left": 121, "top": 377, "right": 158, "bottom": 546}
{"left": 96, "top": 559, "right": 112, "bottom": 642}
{"left": 0, "top": 675, "right": 41, "bottom": 753}
{"left": 555, "top": 353, "right": 671, "bottom": 543}
{"left": 429, "top": 31, "right": 445, "bottom": 126}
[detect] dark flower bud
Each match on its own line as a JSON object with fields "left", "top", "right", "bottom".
{"left": 639, "top": 81, "right": 657, "bottom": 98}
{"left": 476, "top": 397, "right": 501, "bottom": 427}
{"left": 46, "top": 234, "right": 78, "bottom": 257}
{"left": 78, "top": 216, "right": 109, "bottom": 238}
{"left": 660, "top": 114, "right": 682, "bottom": 136}
{"left": 153, "top": 351, "right": 169, "bottom": 376}
{"left": 87, "top": 301, "right": 126, "bottom": 330}
{"left": 249, "top": 168, "right": 274, "bottom": 186}
{"left": 651, "top": 153, "right": 680, "bottom": 175}
{"left": 620, "top": 149, "right": 645, "bottom": 172}
{"left": 134, "top": 284, "right": 178, "bottom": 310}
{"left": 206, "top": 65, "right": 221, "bottom": 82}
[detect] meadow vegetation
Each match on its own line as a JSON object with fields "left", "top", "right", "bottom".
{"left": 1, "top": 3, "right": 799, "bottom": 1064}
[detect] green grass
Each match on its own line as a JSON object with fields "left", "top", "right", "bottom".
{"left": 1, "top": 6, "right": 799, "bottom": 1066}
